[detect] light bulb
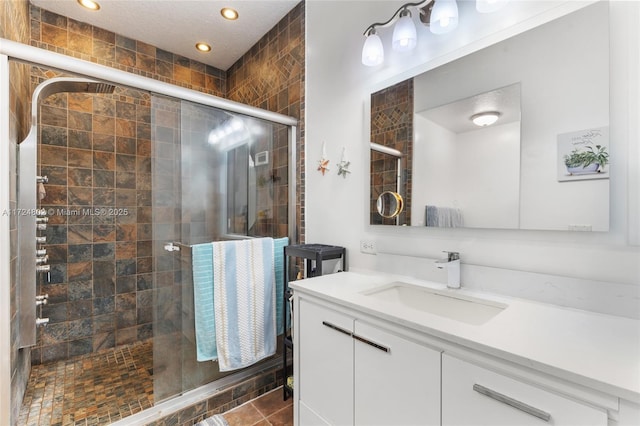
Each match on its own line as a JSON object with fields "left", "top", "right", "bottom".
{"left": 362, "top": 31, "right": 384, "bottom": 66}
{"left": 392, "top": 11, "right": 417, "bottom": 52}
{"left": 430, "top": 0, "right": 459, "bottom": 35}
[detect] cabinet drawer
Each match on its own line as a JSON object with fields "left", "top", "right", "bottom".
{"left": 442, "top": 354, "right": 608, "bottom": 426}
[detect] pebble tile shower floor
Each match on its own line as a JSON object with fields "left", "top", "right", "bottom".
{"left": 18, "top": 340, "right": 154, "bottom": 426}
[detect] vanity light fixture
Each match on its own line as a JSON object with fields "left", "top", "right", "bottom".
{"left": 471, "top": 111, "right": 501, "bottom": 127}
{"left": 362, "top": 29, "right": 385, "bottom": 66}
{"left": 430, "top": 0, "right": 459, "bottom": 34}
{"left": 77, "top": 0, "right": 100, "bottom": 11}
{"left": 195, "top": 42, "right": 212, "bottom": 53}
{"left": 221, "top": 7, "right": 239, "bottom": 20}
{"left": 362, "top": 0, "right": 509, "bottom": 66}
{"left": 392, "top": 9, "right": 418, "bottom": 52}
{"left": 362, "top": 0, "right": 425, "bottom": 67}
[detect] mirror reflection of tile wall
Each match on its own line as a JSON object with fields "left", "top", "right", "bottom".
{"left": 370, "top": 79, "right": 413, "bottom": 226}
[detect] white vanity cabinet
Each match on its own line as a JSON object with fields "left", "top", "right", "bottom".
{"left": 298, "top": 298, "right": 353, "bottom": 426}
{"left": 296, "top": 297, "right": 441, "bottom": 426}
{"left": 442, "top": 354, "right": 608, "bottom": 426}
{"left": 292, "top": 272, "right": 640, "bottom": 426}
{"left": 354, "top": 321, "right": 440, "bottom": 426}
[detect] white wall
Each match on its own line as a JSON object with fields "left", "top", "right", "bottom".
{"left": 305, "top": 1, "right": 640, "bottom": 318}
{"left": 413, "top": 116, "right": 520, "bottom": 229}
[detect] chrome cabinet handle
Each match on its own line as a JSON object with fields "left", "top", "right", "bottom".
{"left": 322, "top": 321, "right": 352, "bottom": 337}
{"left": 322, "top": 321, "right": 390, "bottom": 353}
{"left": 352, "top": 334, "right": 390, "bottom": 353}
{"left": 473, "top": 384, "right": 551, "bottom": 422}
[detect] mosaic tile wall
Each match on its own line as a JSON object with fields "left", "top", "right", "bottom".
{"left": 227, "top": 1, "right": 305, "bottom": 242}
{"left": 2, "top": 0, "right": 35, "bottom": 423}
{"left": 26, "top": 4, "right": 227, "bottom": 365}
{"left": 29, "top": 7, "right": 226, "bottom": 97}
{"left": 370, "top": 78, "right": 414, "bottom": 226}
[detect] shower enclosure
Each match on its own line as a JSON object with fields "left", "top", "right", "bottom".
{"left": 152, "top": 95, "right": 293, "bottom": 402}
{"left": 3, "top": 37, "right": 297, "bottom": 424}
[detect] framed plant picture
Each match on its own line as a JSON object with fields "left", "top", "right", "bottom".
{"left": 557, "top": 127, "right": 609, "bottom": 182}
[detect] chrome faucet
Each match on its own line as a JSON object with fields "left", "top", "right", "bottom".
{"left": 435, "top": 251, "right": 461, "bottom": 289}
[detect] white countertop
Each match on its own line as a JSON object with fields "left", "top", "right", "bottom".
{"left": 290, "top": 270, "right": 640, "bottom": 403}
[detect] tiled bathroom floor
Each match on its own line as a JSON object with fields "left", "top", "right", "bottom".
{"left": 18, "top": 340, "right": 154, "bottom": 426}
{"left": 222, "top": 388, "right": 293, "bottom": 426}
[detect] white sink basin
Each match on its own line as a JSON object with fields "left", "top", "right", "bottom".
{"left": 362, "top": 282, "right": 507, "bottom": 325}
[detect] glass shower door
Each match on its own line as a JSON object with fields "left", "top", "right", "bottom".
{"left": 152, "top": 94, "right": 290, "bottom": 402}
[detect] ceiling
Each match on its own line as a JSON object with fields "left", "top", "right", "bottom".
{"left": 30, "top": 0, "right": 300, "bottom": 71}
{"left": 416, "top": 83, "right": 521, "bottom": 134}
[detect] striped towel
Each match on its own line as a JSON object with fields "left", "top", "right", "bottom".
{"left": 274, "top": 237, "right": 289, "bottom": 334}
{"left": 192, "top": 242, "right": 217, "bottom": 362}
{"left": 213, "top": 237, "right": 276, "bottom": 371}
{"left": 195, "top": 414, "right": 229, "bottom": 426}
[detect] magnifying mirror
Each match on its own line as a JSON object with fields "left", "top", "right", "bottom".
{"left": 377, "top": 191, "right": 404, "bottom": 219}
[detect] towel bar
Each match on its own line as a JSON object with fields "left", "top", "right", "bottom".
{"left": 163, "top": 242, "right": 192, "bottom": 252}
{"left": 165, "top": 236, "right": 260, "bottom": 253}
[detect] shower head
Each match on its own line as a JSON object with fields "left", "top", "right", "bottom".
{"left": 21, "top": 77, "right": 119, "bottom": 147}
{"left": 86, "top": 81, "right": 116, "bottom": 94}
{"left": 52, "top": 80, "right": 116, "bottom": 95}
{"left": 31, "top": 77, "right": 116, "bottom": 104}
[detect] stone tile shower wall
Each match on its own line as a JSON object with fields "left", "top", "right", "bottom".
{"left": 28, "top": 4, "right": 227, "bottom": 364}
{"left": 18, "top": 1, "right": 305, "bottom": 367}
{"left": 34, "top": 71, "right": 156, "bottom": 363}
{"left": 370, "top": 78, "right": 413, "bottom": 226}
{"left": 227, "top": 1, "right": 305, "bottom": 241}
{"left": 29, "top": 7, "right": 226, "bottom": 96}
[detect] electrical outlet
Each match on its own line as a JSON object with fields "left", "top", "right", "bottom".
{"left": 360, "top": 240, "right": 377, "bottom": 255}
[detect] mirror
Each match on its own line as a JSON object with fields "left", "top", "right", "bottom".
{"left": 369, "top": 2, "right": 609, "bottom": 231}
{"left": 377, "top": 191, "right": 404, "bottom": 220}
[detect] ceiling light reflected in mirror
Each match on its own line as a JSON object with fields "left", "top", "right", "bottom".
{"left": 471, "top": 111, "right": 501, "bottom": 127}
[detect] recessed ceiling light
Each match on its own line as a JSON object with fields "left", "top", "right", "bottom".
{"left": 220, "top": 7, "right": 239, "bottom": 20}
{"left": 195, "top": 42, "right": 212, "bottom": 53}
{"left": 471, "top": 111, "right": 501, "bottom": 127}
{"left": 77, "top": 0, "right": 100, "bottom": 11}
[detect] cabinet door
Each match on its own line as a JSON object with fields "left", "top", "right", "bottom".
{"left": 354, "top": 321, "right": 441, "bottom": 426}
{"left": 300, "top": 401, "right": 331, "bottom": 426}
{"left": 442, "top": 354, "right": 608, "bottom": 426}
{"left": 298, "top": 299, "right": 354, "bottom": 426}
